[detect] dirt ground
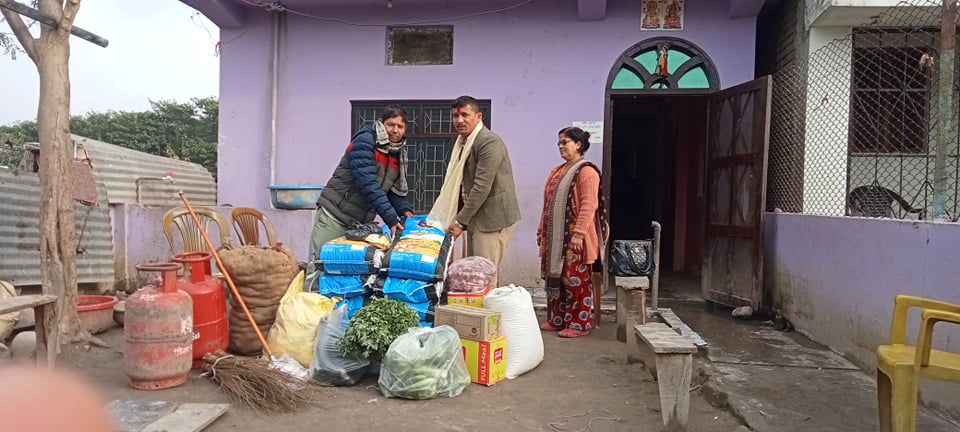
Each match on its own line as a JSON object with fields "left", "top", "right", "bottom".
{"left": 58, "top": 313, "right": 743, "bottom": 432}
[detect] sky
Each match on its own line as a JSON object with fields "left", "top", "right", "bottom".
{"left": 0, "top": 0, "right": 219, "bottom": 125}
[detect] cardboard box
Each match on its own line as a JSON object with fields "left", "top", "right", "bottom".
{"left": 435, "top": 304, "right": 500, "bottom": 341}
{"left": 460, "top": 336, "right": 507, "bottom": 386}
{"left": 447, "top": 286, "right": 492, "bottom": 308}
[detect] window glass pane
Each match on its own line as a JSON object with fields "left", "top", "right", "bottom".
{"left": 405, "top": 138, "right": 452, "bottom": 213}
{"left": 677, "top": 65, "right": 709, "bottom": 88}
{"left": 612, "top": 68, "right": 644, "bottom": 89}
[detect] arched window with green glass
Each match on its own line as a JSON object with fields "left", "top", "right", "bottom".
{"left": 607, "top": 37, "right": 720, "bottom": 92}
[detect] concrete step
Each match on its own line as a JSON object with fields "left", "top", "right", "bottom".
{"left": 530, "top": 284, "right": 706, "bottom": 302}
{"left": 530, "top": 291, "right": 703, "bottom": 315}
{"left": 532, "top": 299, "right": 618, "bottom": 316}
{"left": 531, "top": 289, "right": 617, "bottom": 316}
{"left": 530, "top": 290, "right": 708, "bottom": 354}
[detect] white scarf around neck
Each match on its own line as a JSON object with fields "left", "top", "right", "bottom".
{"left": 427, "top": 121, "right": 484, "bottom": 229}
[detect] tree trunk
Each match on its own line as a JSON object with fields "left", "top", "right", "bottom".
{"left": 35, "top": 29, "right": 79, "bottom": 344}
{"left": 32, "top": 0, "right": 101, "bottom": 346}
{"left": 3, "top": 0, "right": 103, "bottom": 347}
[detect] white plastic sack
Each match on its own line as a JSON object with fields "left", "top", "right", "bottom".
{"left": 483, "top": 284, "right": 544, "bottom": 379}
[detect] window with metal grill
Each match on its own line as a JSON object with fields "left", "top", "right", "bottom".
{"left": 849, "top": 28, "right": 934, "bottom": 154}
{"left": 351, "top": 100, "right": 492, "bottom": 213}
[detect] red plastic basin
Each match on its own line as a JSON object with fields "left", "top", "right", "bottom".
{"left": 77, "top": 295, "right": 119, "bottom": 335}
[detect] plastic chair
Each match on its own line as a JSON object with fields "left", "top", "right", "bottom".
{"left": 230, "top": 207, "right": 277, "bottom": 246}
{"left": 876, "top": 295, "right": 960, "bottom": 432}
{"left": 163, "top": 206, "right": 231, "bottom": 254}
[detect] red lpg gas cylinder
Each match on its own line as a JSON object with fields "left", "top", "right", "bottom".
{"left": 124, "top": 262, "right": 193, "bottom": 390}
{"left": 172, "top": 252, "right": 229, "bottom": 368}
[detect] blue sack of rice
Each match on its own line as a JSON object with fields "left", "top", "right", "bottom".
{"left": 408, "top": 300, "right": 435, "bottom": 326}
{"left": 317, "top": 237, "right": 386, "bottom": 275}
{"left": 382, "top": 215, "right": 453, "bottom": 282}
{"left": 406, "top": 289, "right": 447, "bottom": 326}
{"left": 317, "top": 273, "right": 370, "bottom": 299}
{"left": 336, "top": 295, "right": 368, "bottom": 319}
{"left": 382, "top": 277, "right": 444, "bottom": 304}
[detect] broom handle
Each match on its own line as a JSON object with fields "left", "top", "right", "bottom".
{"left": 178, "top": 192, "right": 274, "bottom": 358}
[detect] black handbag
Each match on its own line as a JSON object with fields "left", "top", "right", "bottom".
{"left": 608, "top": 240, "right": 655, "bottom": 277}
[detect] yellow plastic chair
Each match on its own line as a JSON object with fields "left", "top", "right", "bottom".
{"left": 876, "top": 295, "right": 960, "bottom": 432}
{"left": 230, "top": 207, "right": 277, "bottom": 247}
{"left": 163, "top": 206, "right": 231, "bottom": 254}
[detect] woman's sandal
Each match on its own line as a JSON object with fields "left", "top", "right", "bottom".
{"left": 558, "top": 328, "right": 590, "bottom": 338}
{"left": 540, "top": 322, "right": 562, "bottom": 331}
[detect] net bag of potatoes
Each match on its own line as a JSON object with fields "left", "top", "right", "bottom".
{"left": 218, "top": 242, "right": 300, "bottom": 355}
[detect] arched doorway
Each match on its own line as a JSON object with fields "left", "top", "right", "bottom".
{"left": 602, "top": 37, "right": 720, "bottom": 285}
{"left": 602, "top": 37, "right": 773, "bottom": 311}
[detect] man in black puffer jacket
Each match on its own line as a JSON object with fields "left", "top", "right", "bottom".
{"left": 308, "top": 105, "right": 414, "bottom": 269}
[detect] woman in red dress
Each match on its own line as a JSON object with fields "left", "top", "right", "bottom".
{"left": 537, "top": 127, "right": 607, "bottom": 338}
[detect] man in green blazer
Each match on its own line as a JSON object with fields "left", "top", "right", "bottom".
{"left": 447, "top": 95, "right": 521, "bottom": 283}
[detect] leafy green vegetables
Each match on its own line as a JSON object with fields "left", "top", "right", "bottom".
{"left": 337, "top": 298, "right": 420, "bottom": 360}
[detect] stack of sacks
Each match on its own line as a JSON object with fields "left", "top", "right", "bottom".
{"left": 315, "top": 232, "right": 390, "bottom": 318}
{"left": 380, "top": 215, "right": 452, "bottom": 326}
{"left": 377, "top": 277, "right": 446, "bottom": 327}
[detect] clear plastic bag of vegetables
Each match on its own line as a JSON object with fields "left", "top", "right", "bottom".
{"left": 309, "top": 304, "right": 372, "bottom": 386}
{"left": 378, "top": 325, "right": 471, "bottom": 400}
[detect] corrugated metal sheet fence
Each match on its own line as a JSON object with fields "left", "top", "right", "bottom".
{"left": 0, "top": 168, "right": 115, "bottom": 286}
{"left": 75, "top": 135, "right": 217, "bottom": 206}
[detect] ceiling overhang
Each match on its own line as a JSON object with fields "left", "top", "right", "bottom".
{"left": 180, "top": 0, "right": 245, "bottom": 29}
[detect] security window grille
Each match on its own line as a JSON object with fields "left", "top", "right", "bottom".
{"left": 387, "top": 26, "right": 454, "bottom": 66}
{"left": 351, "top": 100, "right": 492, "bottom": 213}
{"left": 849, "top": 28, "right": 933, "bottom": 154}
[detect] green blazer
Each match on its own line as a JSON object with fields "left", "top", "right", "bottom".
{"left": 457, "top": 127, "right": 522, "bottom": 232}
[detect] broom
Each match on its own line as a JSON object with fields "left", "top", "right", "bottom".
{"left": 178, "top": 192, "right": 315, "bottom": 413}
{"left": 202, "top": 350, "right": 319, "bottom": 414}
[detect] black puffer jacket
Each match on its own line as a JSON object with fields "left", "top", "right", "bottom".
{"left": 317, "top": 126, "right": 411, "bottom": 226}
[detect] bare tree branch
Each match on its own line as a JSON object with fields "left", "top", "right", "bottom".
{"left": 59, "top": 0, "right": 77, "bottom": 32}
{"left": 0, "top": 7, "right": 37, "bottom": 63}
{"left": 36, "top": 0, "right": 57, "bottom": 38}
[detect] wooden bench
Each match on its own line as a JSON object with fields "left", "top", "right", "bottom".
{"left": 0, "top": 294, "right": 58, "bottom": 368}
{"left": 635, "top": 322, "right": 697, "bottom": 430}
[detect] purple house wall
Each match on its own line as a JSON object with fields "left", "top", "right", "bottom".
{"left": 187, "top": 0, "right": 762, "bottom": 286}
{"left": 765, "top": 213, "right": 960, "bottom": 417}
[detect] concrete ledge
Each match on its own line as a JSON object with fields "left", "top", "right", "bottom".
{"left": 699, "top": 362, "right": 770, "bottom": 432}
{"left": 698, "top": 360, "right": 960, "bottom": 432}
{"left": 532, "top": 295, "right": 617, "bottom": 317}
{"left": 533, "top": 293, "right": 710, "bottom": 360}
